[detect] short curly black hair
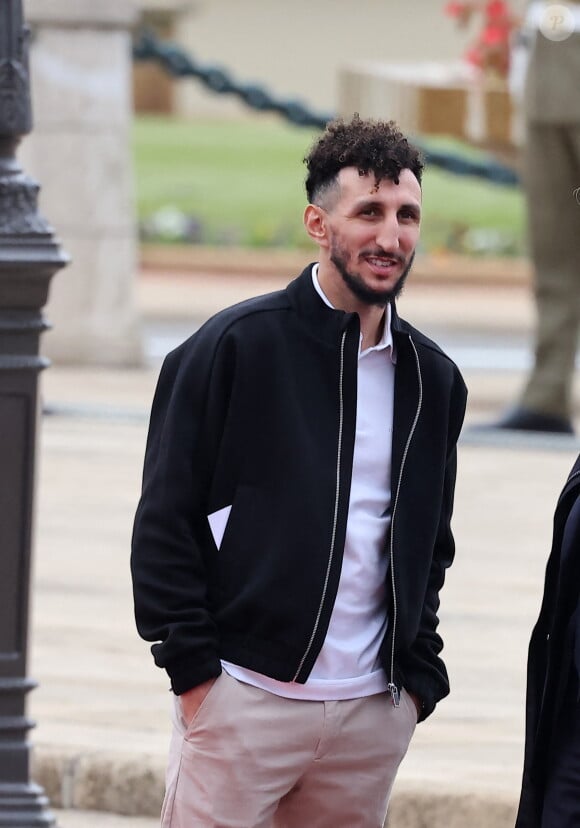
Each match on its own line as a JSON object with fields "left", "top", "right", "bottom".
{"left": 304, "top": 114, "right": 424, "bottom": 204}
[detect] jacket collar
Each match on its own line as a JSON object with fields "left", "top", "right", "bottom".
{"left": 286, "top": 264, "right": 356, "bottom": 342}
{"left": 287, "top": 264, "right": 409, "bottom": 348}
{"left": 389, "top": 301, "right": 408, "bottom": 338}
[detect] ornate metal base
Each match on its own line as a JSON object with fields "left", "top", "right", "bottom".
{"left": 0, "top": 784, "right": 56, "bottom": 826}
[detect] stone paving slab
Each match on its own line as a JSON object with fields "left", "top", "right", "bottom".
{"left": 53, "top": 810, "right": 158, "bottom": 828}
{"left": 139, "top": 246, "right": 533, "bottom": 287}
{"left": 50, "top": 786, "right": 517, "bottom": 828}
{"left": 23, "top": 265, "right": 580, "bottom": 825}
{"left": 30, "top": 367, "right": 579, "bottom": 822}
{"left": 137, "top": 265, "right": 536, "bottom": 337}
{"left": 51, "top": 789, "right": 517, "bottom": 828}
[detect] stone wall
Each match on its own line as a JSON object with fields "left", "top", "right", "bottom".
{"left": 20, "top": 0, "right": 143, "bottom": 366}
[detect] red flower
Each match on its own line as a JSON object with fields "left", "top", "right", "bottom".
{"left": 465, "top": 46, "right": 484, "bottom": 67}
{"left": 482, "top": 24, "right": 508, "bottom": 45}
{"left": 485, "top": 0, "right": 508, "bottom": 18}
{"left": 445, "top": 0, "right": 518, "bottom": 77}
{"left": 444, "top": 2, "right": 469, "bottom": 17}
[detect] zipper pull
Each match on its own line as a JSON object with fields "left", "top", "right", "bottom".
{"left": 387, "top": 682, "right": 400, "bottom": 707}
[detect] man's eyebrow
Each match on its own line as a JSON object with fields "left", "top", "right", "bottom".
{"left": 400, "top": 202, "right": 422, "bottom": 217}
{"left": 351, "top": 198, "right": 383, "bottom": 212}
{"left": 351, "top": 198, "right": 421, "bottom": 216}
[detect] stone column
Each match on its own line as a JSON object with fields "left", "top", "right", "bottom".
{"left": 19, "top": 0, "right": 143, "bottom": 365}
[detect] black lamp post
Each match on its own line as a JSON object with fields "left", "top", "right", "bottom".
{"left": 0, "top": 1, "right": 68, "bottom": 824}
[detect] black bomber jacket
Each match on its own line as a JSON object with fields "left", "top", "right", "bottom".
{"left": 131, "top": 265, "right": 467, "bottom": 721}
{"left": 515, "top": 454, "right": 580, "bottom": 827}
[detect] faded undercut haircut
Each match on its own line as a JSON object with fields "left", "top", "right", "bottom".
{"left": 304, "top": 114, "right": 424, "bottom": 207}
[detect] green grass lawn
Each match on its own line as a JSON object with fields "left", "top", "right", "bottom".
{"left": 132, "top": 115, "right": 526, "bottom": 255}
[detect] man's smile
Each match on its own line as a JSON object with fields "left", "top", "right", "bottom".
{"left": 362, "top": 253, "right": 406, "bottom": 277}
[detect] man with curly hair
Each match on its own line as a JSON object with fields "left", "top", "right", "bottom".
{"left": 131, "top": 114, "right": 467, "bottom": 827}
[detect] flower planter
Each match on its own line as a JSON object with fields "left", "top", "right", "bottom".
{"left": 338, "top": 60, "right": 522, "bottom": 167}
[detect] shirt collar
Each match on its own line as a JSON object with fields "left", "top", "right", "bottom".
{"left": 311, "top": 263, "right": 396, "bottom": 362}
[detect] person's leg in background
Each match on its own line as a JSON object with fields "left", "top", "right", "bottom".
{"left": 497, "top": 123, "right": 580, "bottom": 433}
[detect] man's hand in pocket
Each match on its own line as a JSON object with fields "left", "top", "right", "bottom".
{"left": 179, "top": 677, "right": 218, "bottom": 725}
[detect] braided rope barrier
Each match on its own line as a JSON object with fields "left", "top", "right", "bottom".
{"left": 133, "top": 30, "right": 519, "bottom": 187}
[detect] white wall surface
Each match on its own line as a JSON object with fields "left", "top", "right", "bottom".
{"left": 172, "top": 0, "right": 528, "bottom": 119}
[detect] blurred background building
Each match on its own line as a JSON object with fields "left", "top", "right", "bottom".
{"left": 134, "top": 0, "right": 527, "bottom": 120}
{"left": 19, "top": 0, "right": 528, "bottom": 367}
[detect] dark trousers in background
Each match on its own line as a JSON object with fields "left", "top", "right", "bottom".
{"left": 542, "top": 678, "right": 580, "bottom": 828}
{"left": 521, "top": 124, "right": 580, "bottom": 421}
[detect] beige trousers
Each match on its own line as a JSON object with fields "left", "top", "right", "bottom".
{"left": 161, "top": 671, "right": 417, "bottom": 828}
{"left": 521, "top": 123, "right": 580, "bottom": 419}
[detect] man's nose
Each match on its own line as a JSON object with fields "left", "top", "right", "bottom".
{"left": 376, "top": 215, "right": 400, "bottom": 251}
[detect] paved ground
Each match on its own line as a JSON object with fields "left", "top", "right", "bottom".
{"left": 28, "top": 257, "right": 580, "bottom": 826}
{"left": 52, "top": 811, "right": 158, "bottom": 828}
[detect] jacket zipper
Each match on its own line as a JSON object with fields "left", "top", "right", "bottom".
{"left": 292, "top": 329, "right": 347, "bottom": 681}
{"left": 387, "top": 334, "right": 423, "bottom": 707}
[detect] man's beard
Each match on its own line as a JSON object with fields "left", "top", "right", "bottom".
{"left": 330, "top": 240, "right": 414, "bottom": 307}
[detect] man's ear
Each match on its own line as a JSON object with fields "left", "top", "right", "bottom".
{"left": 303, "top": 204, "right": 329, "bottom": 248}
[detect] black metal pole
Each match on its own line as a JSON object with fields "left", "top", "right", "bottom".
{"left": 0, "top": 1, "right": 68, "bottom": 824}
